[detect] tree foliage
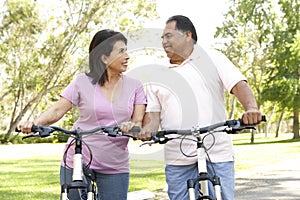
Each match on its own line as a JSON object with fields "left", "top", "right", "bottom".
{"left": 215, "top": 0, "right": 299, "bottom": 138}
{"left": 262, "top": 0, "right": 299, "bottom": 138}
{"left": 0, "top": 0, "right": 158, "bottom": 140}
{"left": 215, "top": 0, "right": 275, "bottom": 119}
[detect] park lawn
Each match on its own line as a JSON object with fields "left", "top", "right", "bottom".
{"left": 0, "top": 133, "right": 299, "bottom": 200}
{"left": 233, "top": 132, "right": 300, "bottom": 171}
{"left": 0, "top": 157, "right": 61, "bottom": 200}
{"left": 0, "top": 156, "right": 165, "bottom": 200}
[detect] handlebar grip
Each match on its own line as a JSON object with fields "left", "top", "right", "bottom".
{"left": 129, "top": 126, "right": 141, "bottom": 133}
{"left": 15, "top": 126, "right": 41, "bottom": 133}
{"left": 238, "top": 115, "right": 267, "bottom": 126}
{"left": 176, "top": 129, "right": 192, "bottom": 135}
{"left": 31, "top": 126, "right": 42, "bottom": 132}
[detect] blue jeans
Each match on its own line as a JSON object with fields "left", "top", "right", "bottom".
{"left": 165, "top": 161, "right": 234, "bottom": 200}
{"left": 60, "top": 166, "right": 129, "bottom": 200}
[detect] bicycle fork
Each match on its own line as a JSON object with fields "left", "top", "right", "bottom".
{"left": 61, "top": 138, "right": 95, "bottom": 200}
{"left": 187, "top": 140, "right": 222, "bottom": 200}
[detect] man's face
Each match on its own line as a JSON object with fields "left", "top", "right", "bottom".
{"left": 161, "top": 21, "right": 189, "bottom": 63}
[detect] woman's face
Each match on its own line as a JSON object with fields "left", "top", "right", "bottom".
{"left": 105, "top": 40, "right": 130, "bottom": 74}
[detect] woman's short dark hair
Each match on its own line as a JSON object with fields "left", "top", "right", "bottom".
{"left": 87, "top": 29, "right": 127, "bottom": 85}
{"left": 166, "top": 15, "right": 197, "bottom": 44}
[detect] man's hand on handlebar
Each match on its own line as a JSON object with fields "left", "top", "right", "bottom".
{"left": 137, "top": 127, "right": 153, "bottom": 142}
{"left": 241, "top": 108, "right": 262, "bottom": 125}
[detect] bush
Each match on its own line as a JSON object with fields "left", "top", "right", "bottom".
{"left": 0, "top": 133, "right": 69, "bottom": 144}
{"left": 57, "top": 134, "right": 70, "bottom": 143}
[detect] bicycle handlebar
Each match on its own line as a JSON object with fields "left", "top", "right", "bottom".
{"left": 144, "top": 115, "right": 266, "bottom": 145}
{"left": 16, "top": 125, "right": 141, "bottom": 140}
{"left": 196, "top": 115, "right": 266, "bottom": 134}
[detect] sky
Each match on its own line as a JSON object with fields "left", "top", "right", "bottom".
{"left": 145, "top": 0, "right": 229, "bottom": 47}
{"left": 0, "top": 0, "right": 229, "bottom": 46}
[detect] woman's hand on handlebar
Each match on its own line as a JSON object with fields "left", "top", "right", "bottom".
{"left": 119, "top": 121, "right": 139, "bottom": 134}
{"left": 120, "top": 122, "right": 151, "bottom": 141}
{"left": 18, "top": 121, "right": 35, "bottom": 134}
{"left": 120, "top": 122, "right": 152, "bottom": 142}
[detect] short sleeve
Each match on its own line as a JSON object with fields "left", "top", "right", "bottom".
{"left": 207, "top": 49, "right": 246, "bottom": 92}
{"left": 61, "top": 76, "right": 80, "bottom": 106}
{"left": 145, "top": 83, "right": 162, "bottom": 112}
{"left": 134, "top": 82, "right": 147, "bottom": 105}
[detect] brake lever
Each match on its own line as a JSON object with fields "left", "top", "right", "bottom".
{"left": 21, "top": 126, "right": 54, "bottom": 140}
{"left": 101, "top": 126, "right": 139, "bottom": 140}
{"left": 140, "top": 135, "right": 171, "bottom": 147}
{"left": 232, "top": 125, "right": 256, "bottom": 133}
{"left": 229, "top": 120, "right": 256, "bottom": 133}
{"left": 101, "top": 126, "right": 121, "bottom": 137}
{"left": 122, "top": 134, "right": 137, "bottom": 140}
{"left": 139, "top": 141, "right": 155, "bottom": 147}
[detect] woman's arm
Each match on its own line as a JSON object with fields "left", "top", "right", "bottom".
{"left": 131, "top": 104, "right": 146, "bottom": 127}
{"left": 19, "top": 97, "right": 73, "bottom": 133}
{"left": 34, "top": 97, "right": 73, "bottom": 125}
{"left": 120, "top": 104, "right": 146, "bottom": 134}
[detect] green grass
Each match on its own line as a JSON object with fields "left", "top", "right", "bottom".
{"left": 130, "top": 160, "right": 165, "bottom": 191}
{"left": 232, "top": 132, "right": 297, "bottom": 145}
{"left": 0, "top": 157, "right": 61, "bottom": 200}
{"left": 233, "top": 133, "right": 300, "bottom": 171}
{"left": 0, "top": 156, "right": 165, "bottom": 200}
{"left": 0, "top": 134, "right": 299, "bottom": 199}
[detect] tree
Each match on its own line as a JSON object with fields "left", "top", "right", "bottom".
{"left": 215, "top": 0, "right": 299, "bottom": 139}
{"left": 0, "top": 0, "right": 157, "bottom": 141}
{"left": 263, "top": 0, "right": 300, "bottom": 138}
{"left": 215, "top": 0, "right": 276, "bottom": 141}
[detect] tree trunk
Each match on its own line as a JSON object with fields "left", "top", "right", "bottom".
{"left": 275, "top": 111, "right": 284, "bottom": 138}
{"left": 266, "top": 105, "right": 276, "bottom": 137}
{"left": 250, "top": 129, "right": 255, "bottom": 144}
{"left": 293, "top": 107, "right": 299, "bottom": 139}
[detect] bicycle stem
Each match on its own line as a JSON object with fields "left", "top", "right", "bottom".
{"left": 73, "top": 138, "right": 83, "bottom": 181}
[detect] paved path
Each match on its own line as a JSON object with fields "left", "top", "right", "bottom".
{"left": 235, "top": 159, "right": 300, "bottom": 199}
{"left": 0, "top": 142, "right": 164, "bottom": 160}
{"left": 1, "top": 143, "right": 300, "bottom": 199}
{"left": 0, "top": 143, "right": 65, "bottom": 160}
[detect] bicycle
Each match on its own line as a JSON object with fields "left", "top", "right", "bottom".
{"left": 140, "top": 116, "right": 266, "bottom": 200}
{"left": 18, "top": 125, "right": 140, "bottom": 200}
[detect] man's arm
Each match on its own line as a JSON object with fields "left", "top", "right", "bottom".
{"left": 231, "top": 80, "right": 262, "bottom": 125}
